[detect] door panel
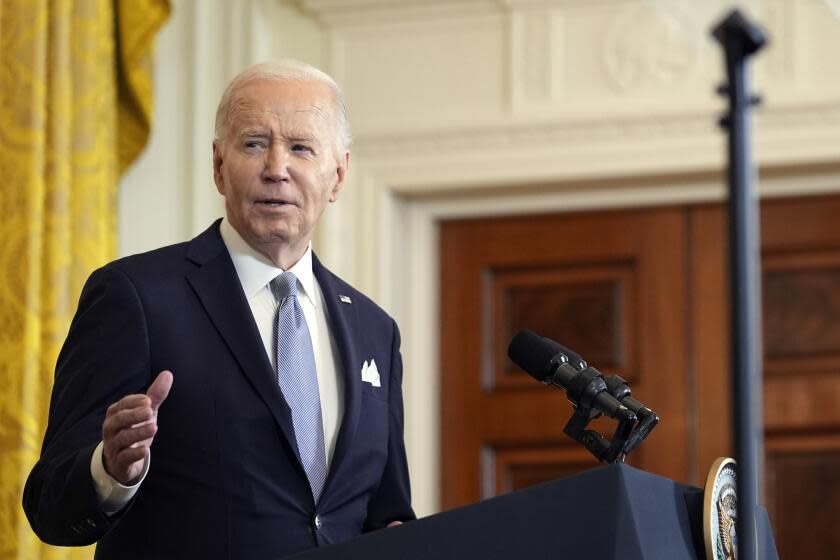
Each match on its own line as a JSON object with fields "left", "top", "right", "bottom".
{"left": 692, "top": 195, "right": 840, "bottom": 559}
{"left": 440, "top": 207, "right": 689, "bottom": 509}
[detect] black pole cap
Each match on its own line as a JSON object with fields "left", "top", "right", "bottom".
{"left": 711, "top": 9, "right": 767, "bottom": 56}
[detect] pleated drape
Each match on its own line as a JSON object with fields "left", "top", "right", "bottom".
{"left": 0, "top": 1, "right": 169, "bottom": 557}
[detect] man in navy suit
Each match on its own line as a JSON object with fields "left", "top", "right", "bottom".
{"left": 23, "top": 60, "right": 415, "bottom": 559}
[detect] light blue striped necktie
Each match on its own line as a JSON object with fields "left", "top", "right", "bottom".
{"left": 271, "top": 272, "right": 327, "bottom": 502}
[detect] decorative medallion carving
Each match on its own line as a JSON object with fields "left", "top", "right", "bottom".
{"left": 603, "top": 4, "right": 697, "bottom": 92}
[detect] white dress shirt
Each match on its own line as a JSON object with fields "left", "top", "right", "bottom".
{"left": 91, "top": 219, "right": 344, "bottom": 513}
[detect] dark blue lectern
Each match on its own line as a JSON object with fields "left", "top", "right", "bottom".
{"left": 287, "top": 464, "right": 777, "bottom": 560}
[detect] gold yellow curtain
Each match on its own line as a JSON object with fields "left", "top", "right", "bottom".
{"left": 0, "top": 1, "right": 170, "bottom": 558}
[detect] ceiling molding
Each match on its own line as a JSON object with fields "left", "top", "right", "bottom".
{"left": 297, "top": 0, "right": 504, "bottom": 25}
{"left": 350, "top": 102, "right": 840, "bottom": 178}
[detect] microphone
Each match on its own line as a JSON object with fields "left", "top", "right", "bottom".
{"left": 524, "top": 336, "right": 660, "bottom": 454}
{"left": 507, "top": 330, "right": 633, "bottom": 421}
{"left": 536, "top": 339, "right": 651, "bottom": 407}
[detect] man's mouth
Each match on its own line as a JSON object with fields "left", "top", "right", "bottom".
{"left": 257, "top": 199, "right": 291, "bottom": 207}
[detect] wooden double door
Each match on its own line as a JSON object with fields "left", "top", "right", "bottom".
{"left": 440, "top": 193, "right": 840, "bottom": 559}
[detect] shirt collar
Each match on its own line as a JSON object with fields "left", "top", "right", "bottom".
{"left": 219, "top": 218, "right": 317, "bottom": 307}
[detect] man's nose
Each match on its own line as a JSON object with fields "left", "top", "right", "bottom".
{"left": 263, "top": 146, "right": 290, "bottom": 182}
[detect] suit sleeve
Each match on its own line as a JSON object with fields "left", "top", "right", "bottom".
{"left": 22, "top": 265, "right": 153, "bottom": 545}
{"left": 363, "top": 320, "right": 417, "bottom": 530}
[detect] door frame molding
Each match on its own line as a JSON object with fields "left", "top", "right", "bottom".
{"left": 318, "top": 161, "right": 840, "bottom": 517}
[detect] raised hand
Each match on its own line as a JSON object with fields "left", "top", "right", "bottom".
{"left": 102, "top": 370, "right": 173, "bottom": 485}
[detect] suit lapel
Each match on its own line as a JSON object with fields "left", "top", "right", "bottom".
{"left": 184, "top": 223, "right": 305, "bottom": 469}
{"left": 313, "top": 256, "right": 362, "bottom": 487}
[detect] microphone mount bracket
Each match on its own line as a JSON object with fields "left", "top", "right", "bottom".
{"left": 560, "top": 390, "right": 636, "bottom": 464}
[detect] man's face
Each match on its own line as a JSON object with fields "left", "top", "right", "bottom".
{"left": 213, "top": 79, "right": 348, "bottom": 263}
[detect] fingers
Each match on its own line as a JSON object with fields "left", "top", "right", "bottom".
{"left": 104, "top": 445, "right": 150, "bottom": 486}
{"left": 106, "top": 394, "right": 151, "bottom": 417}
{"left": 108, "top": 420, "right": 158, "bottom": 451}
{"left": 101, "top": 370, "right": 173, "bottom": 484}
{"left": 146, "top": 370, "right": 173, "bottom": 412}
{"left": 114, "top": 445, "right": 150, "bottom": 466}
{"left": 103, "top": 406, "right": 153, "bottom": 438}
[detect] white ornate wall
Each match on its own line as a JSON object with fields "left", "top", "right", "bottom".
{"left": 120, "top": 0, "right": 840, "bottom": 517}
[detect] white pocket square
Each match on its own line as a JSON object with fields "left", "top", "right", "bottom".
{"left": 361, "top": 359, "right": 381, "bottom": 388}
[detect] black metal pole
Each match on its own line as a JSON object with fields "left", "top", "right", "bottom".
{"left": 711, "top": 10, "right": 767, "bottom": 560}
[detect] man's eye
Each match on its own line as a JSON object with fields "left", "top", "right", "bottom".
{"left": 244, "top": 141, "right": 265, "bottom": 149}
{"left": 292, "top": 144, "right": 313, "bottom": 153}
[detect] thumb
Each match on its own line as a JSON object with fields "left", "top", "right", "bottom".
{"left": 147, "top": 370, "right": 173, "bottom": 412}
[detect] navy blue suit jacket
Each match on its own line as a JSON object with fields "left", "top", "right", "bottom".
{"left": 23, "top": 221, "right": 415, "bottom": 559}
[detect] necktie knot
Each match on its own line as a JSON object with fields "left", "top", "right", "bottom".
{"left": 271, "top": 272, "right": 298, "bottom": 301}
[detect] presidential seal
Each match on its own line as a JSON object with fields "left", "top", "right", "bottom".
{"left": 704, "top": 457, "right": 738, "bottom": 560}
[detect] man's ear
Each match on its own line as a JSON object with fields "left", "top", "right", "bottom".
{"left": 329, "top": 151, "right": 350, "bottom": 203}
{"left": 213, "top": 141, "right": 225, "bottom": 194}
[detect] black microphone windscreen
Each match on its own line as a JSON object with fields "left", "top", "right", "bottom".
{"left": 507, "top": 329, "right": 559, "bottom": 381}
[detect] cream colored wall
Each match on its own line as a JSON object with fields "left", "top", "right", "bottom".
{"left": 119, "top": 0, "right": 840, "bottom": 518}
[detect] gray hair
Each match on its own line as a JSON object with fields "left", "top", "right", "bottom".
{"left": 214, "top": 59, "right": 352, "bottom": 152}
